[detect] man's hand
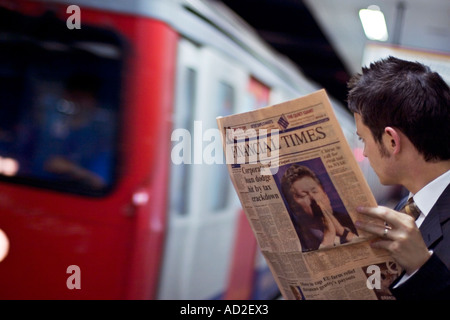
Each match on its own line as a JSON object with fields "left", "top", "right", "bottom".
{"left": 355, "top": 206, "right": 431, "bottom": 275}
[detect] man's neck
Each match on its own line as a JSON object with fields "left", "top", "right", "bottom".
{"left": 403, "top": 159, "right": 450, "bottom": 194}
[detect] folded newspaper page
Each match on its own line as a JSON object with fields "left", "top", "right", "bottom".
{"left": 217, "top": 89, "right": 399, "bottom": 300}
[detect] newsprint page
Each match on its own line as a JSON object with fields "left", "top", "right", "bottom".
{"left": 217, "top": 90, "right": 399, "bottom": 300}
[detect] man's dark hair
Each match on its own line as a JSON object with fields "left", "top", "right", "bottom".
{"left": 347, "top": 56, "right": 450, "bottom": 161}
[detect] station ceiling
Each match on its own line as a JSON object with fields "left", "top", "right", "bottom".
{"left": 218, "top": 0, "right": 450, "bottom": 105}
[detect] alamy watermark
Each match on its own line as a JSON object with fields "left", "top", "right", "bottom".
{"left": 66, "top": 265, "right": 81, "bottom": 290}
{"left": 365, "top": 262, "right": 400, "bottom": 292}
{"left": 66, "top": 5, "right": 81, "bottom": 30}
{"left": 171, "top": 121, "right": 280, "bottom": 174}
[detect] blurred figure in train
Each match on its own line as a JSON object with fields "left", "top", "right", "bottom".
{"left": 18, "top": 73, "right": 115, "bottom": 190}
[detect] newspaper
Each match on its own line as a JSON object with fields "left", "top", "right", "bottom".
{"left": 217, "top": 89, "right": 400, "bottom": 300}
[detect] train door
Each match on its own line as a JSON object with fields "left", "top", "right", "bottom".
{"left": 191, "top": 46, "right": 249, "bottom": 300}
{"left": 159, "top": 39, "right": 248, "bottom": 299}
{"left": 158, "top": 38, "right": 198, "bottom": 299}
{"left": 224, "top": 77, "right": 280, "bottom": 300}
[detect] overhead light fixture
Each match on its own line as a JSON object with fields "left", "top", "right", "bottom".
{"left": 359, "top": 5, "right": 389, "bottom": 41}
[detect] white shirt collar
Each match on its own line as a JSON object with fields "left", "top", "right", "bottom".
{"left": 411, "top": 169, "right": 450, "bottom": 226}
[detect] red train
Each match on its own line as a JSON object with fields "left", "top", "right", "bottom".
{"left": 0, "top": 0, "right": 400, "bottom": 299}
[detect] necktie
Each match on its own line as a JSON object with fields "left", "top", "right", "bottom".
{"left": 400, "top": 197, "right": 421, "bottom": 220}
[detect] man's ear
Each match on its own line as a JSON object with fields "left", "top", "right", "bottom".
{"left": 383, "top": 127, "right": 401, "bottom": 155}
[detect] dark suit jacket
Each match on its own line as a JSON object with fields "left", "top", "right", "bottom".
{"left": 390, "top": 184, "right": 450, "bottom": 300}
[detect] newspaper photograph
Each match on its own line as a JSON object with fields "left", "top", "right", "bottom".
{"left": 217, "top": 89, "right": 400, "bottom": 300}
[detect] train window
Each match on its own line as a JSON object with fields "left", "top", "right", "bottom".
{"left": 170, "top": 67, "right": 197, "bottom": 215}
{"left": 207, "top": 80, "right": 234, "bottom": 212}
{"left": 0, "top": 8, "right": 125, "bottom": 196}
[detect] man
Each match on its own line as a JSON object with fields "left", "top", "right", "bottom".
{"left": 347, "top": 56, "right": 450, "bottom": 299}
{"left": 281, "top": 164, "right": 357, "bottom": 251}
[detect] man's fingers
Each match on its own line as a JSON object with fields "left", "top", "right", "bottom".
{"left": 356, "top": 206, "right": 406, "bottom": 228}
{"left": 355, "top": 220, "right": 391, "bottom": 238}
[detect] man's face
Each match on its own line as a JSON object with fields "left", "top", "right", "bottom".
{"left": 290, "top": 176, "right": 331, "bottom": 216}
{"left": 354, "top": 113, "right": 396, "bottom": 185}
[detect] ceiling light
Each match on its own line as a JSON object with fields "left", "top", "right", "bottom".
{"left": 359, "top": 5, "right": 389, "bottom": 41}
